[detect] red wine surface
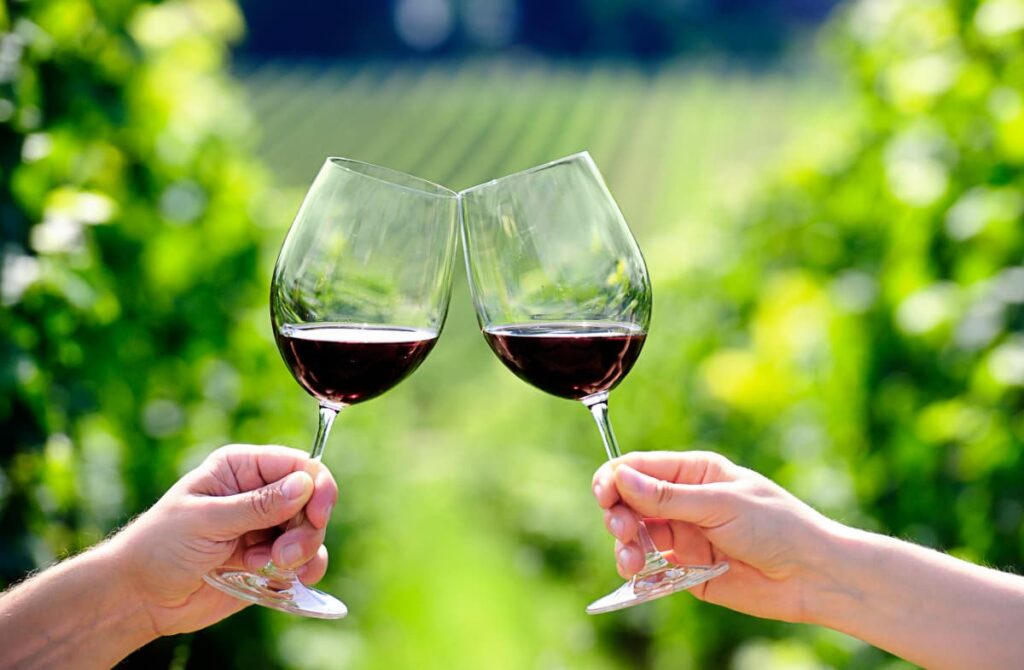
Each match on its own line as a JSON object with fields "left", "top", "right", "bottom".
{"left": 276, "top": 324, "right": 437, "bottom": 405}
{"left": 483, "top": 322, "right": 646, "bottom": 400}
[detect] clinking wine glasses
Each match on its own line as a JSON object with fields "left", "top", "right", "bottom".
{"left": 206, "top": 151, "right": 723, "bottom": 618}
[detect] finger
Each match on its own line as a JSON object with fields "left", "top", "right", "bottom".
{"left": 615, "top": 464, "right": 735, "bottom": 527}
{"left": 199, "top": 444, "right": 316, "bottom": 493}
{"left": 242, "top": 528, "right": 275, "bottom": 548}
{"left": 243, "top": 542, "right": 273, "bottom": 572}
{"left": 304, "top": 463, "right": 338, "bottom": 530}
{"left": 609, "top": 519, "right": 677, "bottom": 576}
{"left": 615, "top": 539, "right": 645, "bottom": 577}
{"left": 296, "top": 545, "right": 329, "bottom": 585}
{"left": 200, "top": 470, "right": 315, "bottom": 537}
{"left": 592, "top": 462, "right": 620, "bottom": 509}
{"left": 271, "top": 524, "right": 327, "bottom": 570}
{"left": 641, "top": 518, "right": 676, "bottom": 551}
{"left": 604, "top": 505, "right": 640, "bottom": 543}
{"left": 617, "top": 555, "right": 630, "bottom": 580}
{"left": 659, "top": 523, "right": 717, "bottom": 566}
{"left": 612, "top": 450, "right": 736, "bottom": 485}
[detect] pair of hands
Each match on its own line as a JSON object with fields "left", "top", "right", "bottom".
{"left": 98, "top": 444, "right": 1021, "bottom": 670}
{"left": 122, "top": 446, "right": 831, "bottom": 636}
{"left": 120, "top": 445, "right": 829, "bottom": 636}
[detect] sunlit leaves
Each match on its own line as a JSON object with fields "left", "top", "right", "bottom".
{"left": 0, "top": 0, "right": 269, "bottom": 612}
{"left": 719, "top": 0, "right": 1024, "bottom": 602}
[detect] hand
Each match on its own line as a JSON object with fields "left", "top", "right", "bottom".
{"left": 109, "top": 444, "right": 339, "bottom": 636}
{"left": 592, "top": 450, "right": 841, "bottom": 623}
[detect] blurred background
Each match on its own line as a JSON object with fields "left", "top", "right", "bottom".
{"left": 2, "top": 0, "right": 1023, "bottom": 668}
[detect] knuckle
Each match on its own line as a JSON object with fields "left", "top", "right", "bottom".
{"left": 209, "top": 443, "right": 245, "bottom": 464}
{"left": 654, "top": 480, "right": 675, "bottom": 508}
{"left": 249, "top": 486, "right": 278, "bottom": 519}
{"left": 262, "top": 443, "right": 309, "bottom": 462}
{"left": 693, "top": 450, "right": 731, "bottom": 468}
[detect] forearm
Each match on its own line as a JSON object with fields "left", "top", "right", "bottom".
{"left": 0, "top": 542, "right": 158, "bottom": 670}
{"left": 811, "top": 523, "right": 1024, "bottom": 670}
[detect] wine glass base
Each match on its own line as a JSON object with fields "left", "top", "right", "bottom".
{"left": 204, "top": 567, "right": 348, "bottom": 620}
{"left": 586, "top": 562, "right": 729, "bottom": 615}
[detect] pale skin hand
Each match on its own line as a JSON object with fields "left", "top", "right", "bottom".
{"left": 0, "top": 444, "right": 338, "bottom": 669}
{"left": 592, "top": 450, "right": 839, "bottom": 623}
{"left": 593, "top": 450, "right": 1024, "bottom": 670}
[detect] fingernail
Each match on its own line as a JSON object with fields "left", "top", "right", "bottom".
{"left": 282, "top": 472, "right": 311, "bottom": 501}
{"left": 281, "top": 543, "right": 303, "bottom": 567}
{"left": 610, "top": 515, "right": 623, "bottom": 537}
{"left": 617, "top": 545, "right": 632, "bottom": 565}
{"left": 593, "top": 483, "right": 603, "bottom": 500}
{"left": 325, "top": 503, "right": 334, "bottom": 521}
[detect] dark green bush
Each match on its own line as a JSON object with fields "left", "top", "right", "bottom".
{"left": 718, "top": 0, "right": 1024, "bottom": 567}
{"left": 0, "top": 0, "right": 282, "bottom": 663}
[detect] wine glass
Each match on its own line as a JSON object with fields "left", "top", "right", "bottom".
{"left": 459, "top": 151, "right": 729, "bottom": 615}
{"left": 203, "top": 157, "right": 459, "bottom": 618}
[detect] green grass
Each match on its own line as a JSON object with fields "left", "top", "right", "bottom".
{"left": 236, "top": 59, "right": 848, "bottom": 670}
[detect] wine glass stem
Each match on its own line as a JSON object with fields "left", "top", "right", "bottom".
{"left": 584, "top": 393, "right": 669, "bottom": 572}
{"left": 310, "top": 402, "right": 340, "bottom": 462}
{"left": 288, "top": 402, "right": 340, "bottom": 528}
{"left": 261, "top": 402, "right": 342, "bottom": 583}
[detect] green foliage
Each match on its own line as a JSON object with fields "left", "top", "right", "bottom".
{"left": 649, "top": 0, "right": 1024, "bottom": 661}
{"left": 719, "top": 0, "right": 1024, "bottom": 561}
{"left": 3, "top": 0, "right": 1021, "bottom": 668}
{"left": 0, "top": 0, "right": 286, "bottom": 663}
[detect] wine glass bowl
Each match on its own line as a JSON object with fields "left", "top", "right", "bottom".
{"left": 203, "top": 157, "right": 459, "bottom": 618}
{"left": 271, "top": 160, "right": 458, "bottom": 329}
{"left": 461, "top": 152, "right": 651, "bottom": 331}
{"left": 460, "top": 151, "right": 728, "bottom": 615}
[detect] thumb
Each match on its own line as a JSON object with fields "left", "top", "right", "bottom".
{"left": 205, "top": 471, "right": 315, "bottom": 536}
{"left": 615, "top": 464, "right": 733, "bottom": 527}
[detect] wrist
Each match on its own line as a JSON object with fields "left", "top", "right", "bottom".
{"left": 95, "top": 528, "right": 162, "bottom": 647}
{"left": 798, "top": 519, "right": 878, "bottom": 629}
{"left": 87, "top": 538, "right": 163, "bottom": 647}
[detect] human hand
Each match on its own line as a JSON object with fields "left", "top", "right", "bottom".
{"left": 592, "top": 451, "right": 843, "bottom": 623}
{"left": 108, "top": 444, "right": 338, "bottom": 636}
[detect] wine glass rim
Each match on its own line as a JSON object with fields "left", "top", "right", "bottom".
{"left": 324, "top": 157, "right": 456, "bottom": 198}
{"left": 459, "top": 150, "right": 594, "bottom": 196}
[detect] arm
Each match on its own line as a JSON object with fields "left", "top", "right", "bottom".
{"left": 593, "top": 451, "right": 1024, "bottom": 670}
{"left": 0, "top": 444, "right": 338, "bottom": 670}
{"left": 0, "top": 542, "right": 156, "bottom": 669}
{"left": 819, "top": 525, "right": 1024, "bottom": 670}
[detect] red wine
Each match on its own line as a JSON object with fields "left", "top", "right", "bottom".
{"left": 276, "top": 324, "right": 438, "bottom": 405}
{"left": 483, "top": 322, "right": 646, "bottom": 400}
